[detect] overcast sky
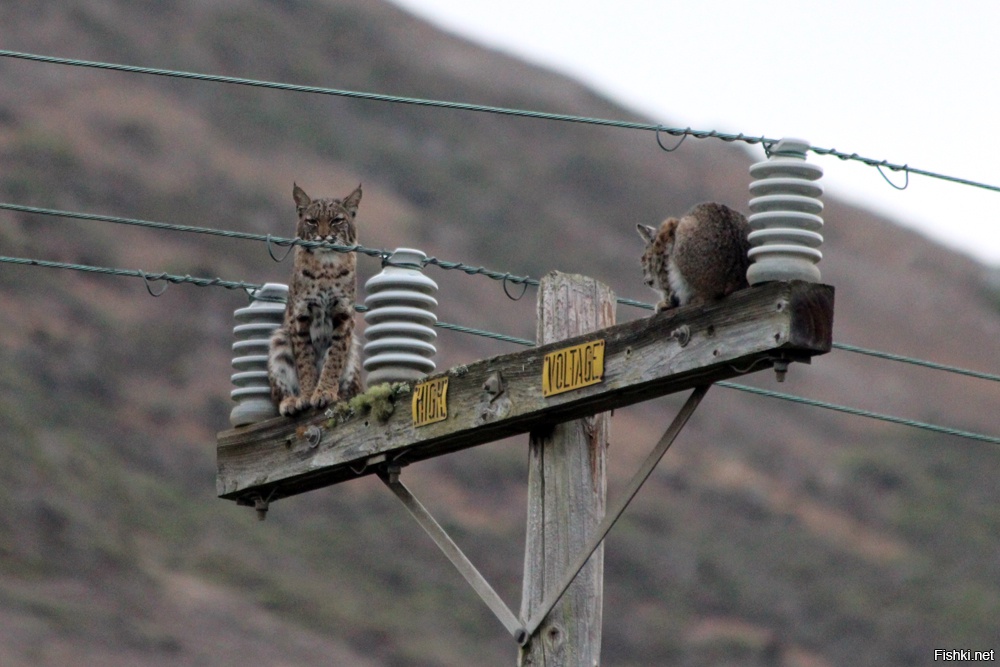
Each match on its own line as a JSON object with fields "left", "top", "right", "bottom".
{"left": 388, "top": 0, "right": 1000, "bottom": 267}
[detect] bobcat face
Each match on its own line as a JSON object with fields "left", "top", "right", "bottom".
{"left": 640, "top": 243, "right": 660, "bottom": 288}
{"left": 268, "top": 182, "right": 366, "bottom": 417}
{"left": 293, "top": 183, "right": 362, "bottom": 245}
{"left": 638, "top": 218, "right": 677, "bottom": 289}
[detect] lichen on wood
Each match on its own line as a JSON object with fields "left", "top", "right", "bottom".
{"left": 324, "top": 382, "right": 412, "bottom": 428}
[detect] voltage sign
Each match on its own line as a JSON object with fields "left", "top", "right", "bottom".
{"left": 542, "top": 339, "right": 606, "bottom": 397}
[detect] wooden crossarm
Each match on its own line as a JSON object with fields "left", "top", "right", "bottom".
{"left": 216, "top": 280, "right": 833, "bottom": 506}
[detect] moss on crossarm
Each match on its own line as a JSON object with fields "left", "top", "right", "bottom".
{"left": 325, "top": 382, "right": 411, "bottom": 428}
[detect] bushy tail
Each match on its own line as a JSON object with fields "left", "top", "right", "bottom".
{"left": 267, "top": 326, "right": 299, "bottom": 406}
{"left": 339, "top": 335, "right": 365, "bottom": 400}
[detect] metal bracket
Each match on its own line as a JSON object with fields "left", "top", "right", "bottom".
{"left": 519, "top": 384, "right": 710, "bottom": 645}
{"left": 378, "top": 467, "right": 524, "bottom": 640}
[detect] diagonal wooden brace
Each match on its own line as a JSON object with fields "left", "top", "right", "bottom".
{"left": 520, "top": 384, "right": 710, "bottom": 644}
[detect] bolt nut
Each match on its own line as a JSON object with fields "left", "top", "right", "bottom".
{"left": 305, "top": 424, "right": 323, "bottom": 448}
{"left": 671, "top": 325, "right": 691, "bottom": 347}
{"left": 254, "top": 496, "right": 269, "bottom": 521}
{"left": 774, "top": 359, "right": 790, "bottom": 382}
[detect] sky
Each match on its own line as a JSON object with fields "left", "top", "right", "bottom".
{"left": 387, "top": 0, "right": 1000, "bottom": 267}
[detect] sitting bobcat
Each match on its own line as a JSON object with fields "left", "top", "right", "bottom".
{"left": 637, "top": 202, "right": 751, "bottom": 312}
{"left": 268, "top": 183, "right": 364, "bottom": 417}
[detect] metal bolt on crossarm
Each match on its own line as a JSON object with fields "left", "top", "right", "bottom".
{"left": 363, "top": 248, "right": 439, "bottom": 385}
{"left": 229, "top": 282, "right": 287, "bottom": 427}
{"left": 747, "top": 137, "right": 825, "bottom": 285}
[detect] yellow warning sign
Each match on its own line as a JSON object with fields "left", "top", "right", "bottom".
{"left": 542, "top": 339, "right": 606, "bottom": 397}
{"left": 412, "top": 376, "right": 448, "bottom": 427}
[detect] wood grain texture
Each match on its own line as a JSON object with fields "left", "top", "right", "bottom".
{"left": 519, "top": 272, "right": 613, "bottom": 666}
{"left": 217, "top": 281, "right": 834, "bottom": 505}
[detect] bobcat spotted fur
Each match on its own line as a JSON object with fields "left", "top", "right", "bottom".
{"left": 268, "top": 183, "right": 364, "bottom": 417}
{"left": 637, "top": 202, "right": 751, "bottom": 312}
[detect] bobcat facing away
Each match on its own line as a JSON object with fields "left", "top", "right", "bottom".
{"left": 268, "top": 183, "right": 364, "bottom": 417}
{"left": 637, "top": 202, "right": 751, "bottom": 312}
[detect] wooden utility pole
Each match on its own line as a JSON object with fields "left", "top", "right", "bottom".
{"left": 520, "top": 271, "right": 614, "bottom": 666}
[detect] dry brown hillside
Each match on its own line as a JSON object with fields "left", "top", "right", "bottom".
{"left": 0, "top": 1, "right": 998, "bottom": 665}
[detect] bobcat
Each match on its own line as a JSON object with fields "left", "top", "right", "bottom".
{"left": 637, "top": 202, "right": 751, "bottom": 312}
{"left": 268, "top": 183, "right": 364, "bottom": 417}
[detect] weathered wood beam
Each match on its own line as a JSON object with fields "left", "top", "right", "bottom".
{"left": 216, "top": 280, "right": 833, "bottom": 505}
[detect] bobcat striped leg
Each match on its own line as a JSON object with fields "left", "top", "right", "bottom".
{"left": 267, "top": 327, "right": 306, "bottom": 416}
{"left": 338, "top": 336, "right": 363, "bottom": 400}
{"left": 291, "top": 309, "right": 319, "bottom": 402}
{"left": 311, "top": 312, "right": 354, "bottom": 409}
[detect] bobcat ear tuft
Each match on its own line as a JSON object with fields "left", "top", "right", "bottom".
{"left": 293, "top": 183, "right": 311, "bottom": 212}
{"left": 636, "top": 223, "right": 657, "bottom": 244}
{"left": 343, "top": 184, "right": 363, "bottom": 217}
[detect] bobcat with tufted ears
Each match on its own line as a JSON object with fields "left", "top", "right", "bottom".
{"left": 267, "top": 183, "right": 364, "bottom": 417}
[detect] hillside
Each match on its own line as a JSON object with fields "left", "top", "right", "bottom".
{"left": 1, "top": 0, "right": 999, "bottom": 665}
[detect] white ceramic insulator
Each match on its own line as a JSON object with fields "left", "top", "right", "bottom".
{"left": 747, "top": 138, "right": 824, "bottom": 285}
{"left": 363, "top": 248, "right": 439, "bottom": 385}
{"left": 230, "top": 282, "right": 287, "bottom": 427}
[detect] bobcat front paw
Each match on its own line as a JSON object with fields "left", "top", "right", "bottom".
{"left": 310, "top": 389, "right": 339, "bottom": 410}
{"left": 279, "top": 396, "right": 312, "bottom": 417}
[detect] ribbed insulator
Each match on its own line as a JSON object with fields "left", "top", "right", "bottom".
{"left": 363, "top": 248, "right": 438, "bottom": 385}
{"left": 229, "top": 282, "right": 287, "bottom": 427}
{"left": 747, "top": 138, "right": 824, "bottom": 285}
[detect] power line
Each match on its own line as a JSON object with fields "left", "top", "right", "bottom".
{"left": 3, "top": 254, "right": 996, "bottom": 445}
{"left": 7, "top": 200, "right": 999, "bottom": 385}
{"left": 0, "top": 201, "right": 537, "bottom": 290}
{"left": 0, "top": 202, "right": 391, "bottom": 261}
{"left": 421, "top": 256, "right": 537, "bottom": 289}
{"left": 0, "top": 202, "right": 660, "bottom": 306}
{"left": 0, "top": 49, "right": 659, "bottom": 129}
{"left": 831, "top": 342, "right": 1000, "bottom": 384}
{"left": 718, "top": 381, "right": 1000, "bottom": 446}
{"left": 616, "top": 297, "right": 655, "bottom": 310}
{"left": 430, "top": 320, "right": 534, "bottom": 347}
{"left": 2, "top": 49, "right": 999, "bottom": 194}
{"left": 0, "top": 254, "right": 262, "bottom": 294}
{"left": 7, "top": 200, "right": 998, "bottom": 386}
{"left": 0, "top": 254, "right": 532, "bottom": 347}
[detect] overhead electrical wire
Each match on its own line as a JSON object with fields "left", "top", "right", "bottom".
{"left": 718, "top": 382, "right": 1000, "bottom": 446}
{"left": 0, "top": 254, "right": 533, "bottom": 347}
{"left": 4, "top": 200, "right": 999, "bottom": 385}
{"left": 1, "top": 50, "right": 997, "bottom": 448}
{"left": 0, "top": 254, "right": 261, "bottom": 293}
{"left": 0, "top": 202, "right": 535, "bottom": 288}
{"left": 16, "top": 199, "right": 997, "bottom": 384}
{"left": 830, "top": 342, "right": 1000, "bottom": 384}
{"left": 1, "top": 49, "right": 999, "bottom": 194}
{"left": 2, "top": 252, "right": 997, "bottom": 447}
